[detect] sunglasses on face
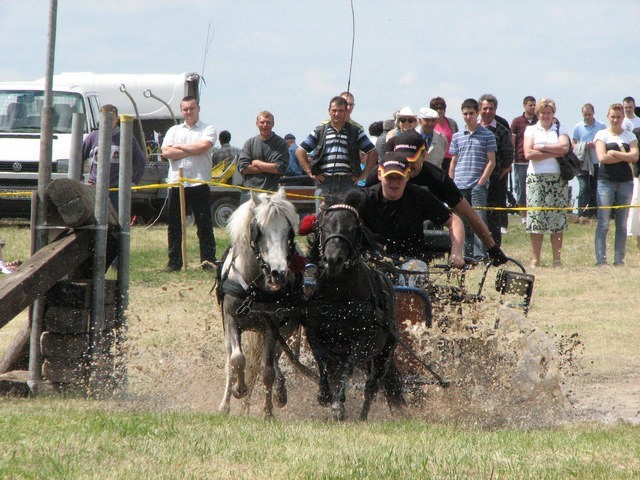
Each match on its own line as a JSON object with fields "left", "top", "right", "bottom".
{"left": 399, "top": 118, "right": 415, "bottom": 123}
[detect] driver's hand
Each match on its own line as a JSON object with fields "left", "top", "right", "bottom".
{"left": 448, "top": 253, "right": 465, "bottom": 269}
{"left": 487, "top": 245, "right": 509, "bottom": 266}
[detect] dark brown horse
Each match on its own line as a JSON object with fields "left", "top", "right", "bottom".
{"left": 303, "top": 191, "right": 405, "bottom": 420}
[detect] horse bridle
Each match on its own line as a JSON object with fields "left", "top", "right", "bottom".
{"left": 318, "top": 203, "right": 362, "bottom": 268}
{"left": 249, "top": 218, "right": 297, "bottom": 278}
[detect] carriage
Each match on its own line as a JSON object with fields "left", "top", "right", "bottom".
{"left": 215, "top": 188, "right": 535, "bottom": 420}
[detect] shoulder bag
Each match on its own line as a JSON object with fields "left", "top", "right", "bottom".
{"left": 555, "top": 126, "right": 581, "bottom": 181}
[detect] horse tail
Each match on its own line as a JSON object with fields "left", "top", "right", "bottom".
{"left": 241, "top": 330, "right": 264, "bottom": 412}
{"left": 382, "top": 359, "right": 406, "bottom": 408}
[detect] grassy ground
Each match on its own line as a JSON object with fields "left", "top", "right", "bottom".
{"left": 0, "top": 400, "right": 638, "bottom": 479}
{"left": 1, "top": 215, "right": 639, "bottom": 479}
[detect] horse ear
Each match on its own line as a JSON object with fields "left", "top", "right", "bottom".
{"left": 276, "top": 186, "right": 286, "bottom": 200}
{"left": 250, "top": 190, "right": 260, "bottom": 206}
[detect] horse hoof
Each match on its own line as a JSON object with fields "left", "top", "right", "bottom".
{"left": 331, "top": 402, "right": 346, "bottom": 421}
{"left": 232, "top": 383, "right": 248, "bottom": 399}
{"left": 317, "top": 389, "right": 331, "bottom": 407}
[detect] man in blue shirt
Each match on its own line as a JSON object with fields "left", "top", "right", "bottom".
{"left": 284, "top": 133, "right": 303, "bottom": 176}
{"left": 449, "top": 98, "right": 496, "bottom": 258}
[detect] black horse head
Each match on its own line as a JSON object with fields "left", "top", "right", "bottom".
{"left": 318, "top": 190, "right": 365, "bottom": 278}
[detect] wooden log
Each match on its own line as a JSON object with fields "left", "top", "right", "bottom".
{"left": 0, "top": 321, "right": 30, "bottom": 374}
{"left": 0, "top": 230, "right": 93, "bottom": 329}
{"left": 46, "top": 279, "right": 117, "bottom": 308}
{"left": 42, "top": 357, "right": 88, "bottom": 384}
{"left": 46, "top": 178, "right": 118, "bottom": 227}
{"left": 43, "top": 305, "right": 116, "bottom": 335}
{"left": 43, "top": 307, "right": 90, "bottom": 334}
{"left": 40, "top": 332, "right": 89, "bottom": 359}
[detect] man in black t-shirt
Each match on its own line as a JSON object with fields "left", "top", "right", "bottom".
{"left": 361, "top": 152, "right": 465, "bottom": 266}
{"left": 366, "top": 130, "right": 508, "bottom": 265}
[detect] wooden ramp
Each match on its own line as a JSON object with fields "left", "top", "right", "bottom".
{"left": 0, "top": 229, "right": 93, "bottom": 329}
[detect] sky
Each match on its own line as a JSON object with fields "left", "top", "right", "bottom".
{"left": 2, "top": 0, "right": 640, "bottom": 145}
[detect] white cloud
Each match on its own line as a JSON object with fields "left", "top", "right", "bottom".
{"left": 398, "top": 73, "right": 417, "bottom": 86}
{"left": 304, "top": 70, "right": 337, "bottom": 94}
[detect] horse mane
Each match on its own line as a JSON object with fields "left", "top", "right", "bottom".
{"left": 253, "top": 190, "right": 299, "bottom": 232}
{"left": 227, "top": 197, "right": 254, "bottom": 248}
{"left": 324, "top": 188, "right": 364, "bottom": 211}
{"left": 226, "top": 189, "right": 299, "bottom": 249}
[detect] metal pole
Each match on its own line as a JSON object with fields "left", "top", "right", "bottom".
{"left": 68, "top": 112, "right": 85, "bottom": 181}
{"left": 178, "top": 167, "right": 187, "bottom": 271}
{"left": 117, "top": 115, "right": 133, "bottom": 304}
{"left": 29, "top": 0, "right": 57, "bottom": 394}
{"left": 115, "top": 114, "right": 133, "bottom": 393}
{"left": 89, "top": 110, "right": 113, "bottom": 392}
{"left": 119, "top": 84, "right": 148, "bottom": 162}
{"left": 143, "top": 89, "right": 177, "bottom": 125}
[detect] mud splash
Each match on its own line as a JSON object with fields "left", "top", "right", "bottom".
{"left": 398, "top": 303, "right": 578, "bottom": 428}
{"left": 119, "top": 282, "right": 588, "bottom": 427}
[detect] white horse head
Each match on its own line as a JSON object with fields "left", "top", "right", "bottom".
{"left": 226, "top": 188, "right": 299, "bottom": 292}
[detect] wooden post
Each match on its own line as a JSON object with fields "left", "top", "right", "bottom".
{"left": 178, "top": 166, "right": 187, "bottom": 271}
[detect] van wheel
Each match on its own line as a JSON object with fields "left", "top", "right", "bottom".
{"left": 211, "top": 197, "right": 238, "bottom": 228}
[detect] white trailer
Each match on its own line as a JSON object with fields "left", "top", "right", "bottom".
{"left": 0, "top": 72, "right": 200, "bottom": 217}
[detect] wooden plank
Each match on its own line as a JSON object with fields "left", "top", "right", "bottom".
{"left": 0, "top": 230, "right": 93, "bottom": 329}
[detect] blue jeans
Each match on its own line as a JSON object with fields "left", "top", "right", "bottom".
{"left": 460, "top": 183, "right": 489, "bottom": 258}
{"left": 595, "top": 178, "right": 633, "bottom": 265}
{"left": 577, "top": 165, "right": 598, "bottom": 217}
{"left": 512, "top": 163, "right": 528, "bottom": 207}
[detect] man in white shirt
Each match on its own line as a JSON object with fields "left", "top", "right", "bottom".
{"left": 161, "top": 96, "right": 217, "bottom": 271}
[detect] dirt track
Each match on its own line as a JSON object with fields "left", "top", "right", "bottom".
{"left": 125, "top": 278, "right": 639, "bottom": 426}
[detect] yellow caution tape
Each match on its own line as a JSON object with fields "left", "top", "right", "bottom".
{"left": 2, "top": 178, "right": 639, "bottom": 211}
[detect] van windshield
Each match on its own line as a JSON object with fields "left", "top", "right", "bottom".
{"left": 0, "top": 90, "right": 85, "bottom": 134}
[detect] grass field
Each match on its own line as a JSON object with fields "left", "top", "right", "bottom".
{"left": 1, "top": 214, "right": 639, "bottom": 479}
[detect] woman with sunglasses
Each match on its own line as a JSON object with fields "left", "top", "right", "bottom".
{"left": 384, "top": 106, "right": 418, "bottom": 144}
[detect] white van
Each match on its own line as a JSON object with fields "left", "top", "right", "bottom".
{"left": 0, "top": 72, "right": 200, "bottom": 217}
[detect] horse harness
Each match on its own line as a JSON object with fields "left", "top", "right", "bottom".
{"left": 216, "top": 218, "right": 299, "bottom": 317}
{"left": 317, "top": 203, "right": 363, "bottom": 269}
{"left": 314, "top": 204, "right": 395, "bottom": 329}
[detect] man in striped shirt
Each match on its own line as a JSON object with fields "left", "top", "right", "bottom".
{"left": 449, "top": 98, "right": 496, "bottom": 258}
{"left": 296, "top": 96, "right": 377, "bottom": 197}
